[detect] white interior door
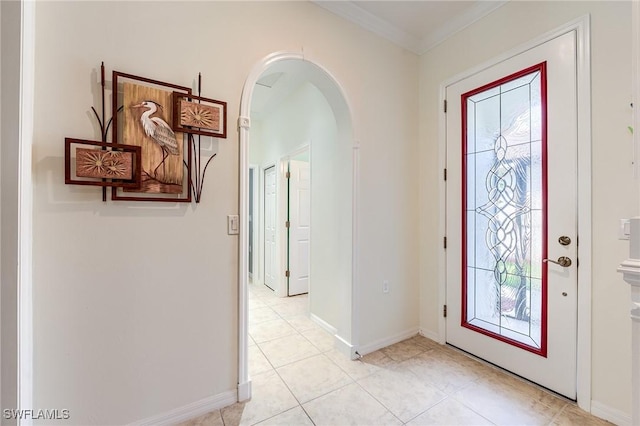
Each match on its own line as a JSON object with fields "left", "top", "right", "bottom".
{"left": 264, "top": 166, "right": 277, "bottom": 290}
{"left": 288, "top": 157, "right": 311, "bottom": 296}
{"left": 445, "top": 31, "right": 578, "bottom": 399}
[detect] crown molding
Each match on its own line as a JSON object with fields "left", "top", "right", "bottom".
{"left": 312, "top": 1, "right": 509, "bottom": 55}
{"left": 418, "top": 1, "right": 508, "bottom": 54}
{"left": 312, "top": 1, "right": 422, "bottom": 54}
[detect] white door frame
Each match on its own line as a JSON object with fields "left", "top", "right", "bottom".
{"left": 438, "top": 16, "right": 592, "bottom": 409}
{"left": 3, "top": 1, "right": 36, "bottom": 423}
{"left": 238, "top": 51, "right": 359, "bottom": 401}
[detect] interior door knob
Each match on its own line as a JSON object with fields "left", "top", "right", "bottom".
{"left": 543, "top": 256, "right": 572, "bottom": 267}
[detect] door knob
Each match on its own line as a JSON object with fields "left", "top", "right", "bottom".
{"left": 543, "top": 256, "right": 572, "bottom": 267}
{"left": 558, "top": 236, "right": 571, "bottom": 246}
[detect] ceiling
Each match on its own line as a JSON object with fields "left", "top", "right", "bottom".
{"left": 251, "top": 1, "right": 508, "bottom": 117}
{"left": 313, "top": 0, "right": 508, "bottom": 54}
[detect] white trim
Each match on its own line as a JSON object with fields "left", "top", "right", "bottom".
{"left": 18, "top": 0, "right": 35, "bottom": 424}
{"left": 633, "top": 0, "right": 640, "bottom": 180}
{"left": 238, "top": 51, "right": 358, "bottom": 402}
{"left": 311, "top": 1, "right": 507, "bottom": 55}
{"left": 127, "top": 390, "right": 237, "bottom": 426}
{"left": 418, "top": 1, "right": 508, "bottom": 54}
{"left": 356, "top": 328, "right": 419, "bottom": 357}
{"left": 310, "top": 312, "right": 337, "bottom": 335}
{"left": 237, "top": 381, "right": 251, "bottom": 403}
{"left": 334, "top": 334, "right": 356, "bottom": 360}
{"left": 590, "top": 401, "right": 632, "bottom": 426}
{"left": 437, "top": 15, "right": 592, "bottom": 409}
{"left": 311, "top": 1, "right": 421, "bottom": 54}
{"left": 351, "top": 141, "right": 361, "bottom": 355}
{"left": 418, "top": 328, "right": 440, "bottom": 343}
{"left": 248, "top": 164, "right": 259, "bottom": 283}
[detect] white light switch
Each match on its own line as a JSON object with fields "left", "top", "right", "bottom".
{"left": 619, "top": 219, "right": 631, "bottom": 240}
{"left": 228, "top": 215, "right": 239, "bottom": 235}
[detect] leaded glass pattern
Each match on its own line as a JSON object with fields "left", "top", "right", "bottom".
{"left": 461, "top": 63, "right": 547, "bottom": 355}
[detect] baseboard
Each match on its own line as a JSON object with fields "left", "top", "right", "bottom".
{"left": 356, "top": 327, "right": 419, "bottom": 356}
{"left": 309, "top": 313, "right": 337, "bottom": 335}
{"left": 590, "top": 400, "right": 632, "bottom": 426}
{"left": 418, "top": 328, "right": 442, "bottom": 344}
{"left": 238, "top": 380, "right": 252, "bottom": 402}
{"left": 128, "top": 390, "right": 237, "bottom": 426}
{"left": 334, "top": 334, "right": 357, "bottom": 359}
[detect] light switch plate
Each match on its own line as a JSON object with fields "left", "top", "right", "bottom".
{"left": 619, "top": 219, "right": 631, "bottom": 240}
{"left": 228, "top": 215, "right": 239, "bottom": 235}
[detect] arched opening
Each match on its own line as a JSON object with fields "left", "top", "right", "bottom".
{"left": 238, "top": 52, "right": 358, "bottom": 399}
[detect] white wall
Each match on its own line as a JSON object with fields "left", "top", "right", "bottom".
{"left": 419, "top": 1, "right": 636, "bottom": 420}
{"left": 250, "top": 81, "right": 350, "bottom": 333}
{"left": 32, "top": 2, "right": 419, "bottom": 424}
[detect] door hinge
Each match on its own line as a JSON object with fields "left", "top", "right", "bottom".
{"left": 444, "top": 99, "right": 448, "bottom": 113}
{"left": 443, "top": 236, "right": 447, "bottom": 249}
{"left": 444, "top": 168, "right": 447, "bottom": 181}
{"left": 285, "top": 171, "right": 291, "bottom": 179}
{"left": 443, "top": 305, "right": 447, "bottom": 318}
{"left": 285, "top": 220, "right": 290, "bottom": 228}
{"left": 285, "top": 270, "right": 290, "bottom": 278}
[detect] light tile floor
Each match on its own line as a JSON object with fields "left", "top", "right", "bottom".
{"left": 180, "top": 282, "right": 611, "bottom": 426}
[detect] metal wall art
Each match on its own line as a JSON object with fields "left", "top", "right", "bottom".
{"left": 65, "top": 138, "right": 141, "bottom": 187}
{"left": 63, "top": 62, "right": 226, "bottom": 203}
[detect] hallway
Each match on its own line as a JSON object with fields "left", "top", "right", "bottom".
{"left": 181, "top": 282, "right": 610, "bottom": 425}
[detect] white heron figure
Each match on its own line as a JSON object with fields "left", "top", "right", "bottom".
{"left": 132, "top": 100, "right": 179, "bottom": 178}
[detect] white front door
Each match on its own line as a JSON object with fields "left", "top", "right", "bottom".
{"left": 445, "top": 31, "right": 578, "bottom": 398}
{"left": 288, "top": 158, "right": 311, "bottom": 296}
{"left": 264, "top": 166, "right": 277, "bottom": 290}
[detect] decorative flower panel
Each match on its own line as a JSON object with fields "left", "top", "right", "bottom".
{"left": 461, "top": 63, "right": 547, "bottom": 356}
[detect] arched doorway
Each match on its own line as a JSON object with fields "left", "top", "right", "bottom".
{"left": 238, "top": 52, "right": 358, "bottom": 400}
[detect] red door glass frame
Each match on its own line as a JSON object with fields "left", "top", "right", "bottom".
{"left": 460, "top": 62, "right": 548, "bottom": 357}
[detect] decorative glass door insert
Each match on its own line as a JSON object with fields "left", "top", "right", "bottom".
{"left": 461, "top": 62, "right": 547, "bottom": 356}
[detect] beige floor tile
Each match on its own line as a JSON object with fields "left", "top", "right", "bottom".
{"left": 550, "top": 403, "right": 612, "bottom": 425}
{"left": 176, "top": 409, "right": 224, "bottom": 426}
{"left": 249, "top": 297, "right": 267, "bottom": 310}
{"left": 220, "top": 370, "right": 298, "bottom": 426}
{"left": 277, "top": 354, "right": 354, "bottom": 403}
{"left": 249, "top": 306, "right": 280, "bottom": 326}
{"left": 381, "top": 339, "right": 429, "bottom": 362}
{"left": 325, "top": 349, "right": 383, "bottom": 381}
{"left": 360, "top": 350, "right": 399, "bottom": 369}
{"left": 255, "top": 406, "right": 314, "bottom": 426}
{"left": 452, "top": 377, "right": 564, "bottom": 426}
{"left": 358, "top": 366, "right": 447, "bottom": 422}
{"left": 249, "top": 318, "right": 297, "bottom": 343}
{"left": 249, "top": 345, "right": 273, "bottom": 375}
{"left": 249, "top": 285, "right": 275, "bottom": 299}
{"left": 476, "top": 368, "right": 568, "bottom": 413}
{"left": 258, "top": 333, "right": 320, "bottom": 368}
{"left": 301, "top": 327, "right": 334, "bottom": 352}
{"left": 407, "top": 334, "right": 444, "bottom": 351}
{"left": 406, "top": 398, "right": 493, "bottom": 425}
{"left": 402, "top": 349, "right": 482, "bottom": 394}
{"left": 270, "top": 298, "right": 309, "bottom": 318}
{"left": 284, "top": 314, "right": 322, "bottom": 333}
{"left": 303, "top": 382, "right": 402, "bottom": 426}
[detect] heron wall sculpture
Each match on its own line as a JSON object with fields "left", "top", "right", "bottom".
{"left": 131, "top": 100, "right": 179, "bottom": 179}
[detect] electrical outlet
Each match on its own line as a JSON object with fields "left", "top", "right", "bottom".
{"left": 382, "top": 280, "right": 390, "bottom": 294}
